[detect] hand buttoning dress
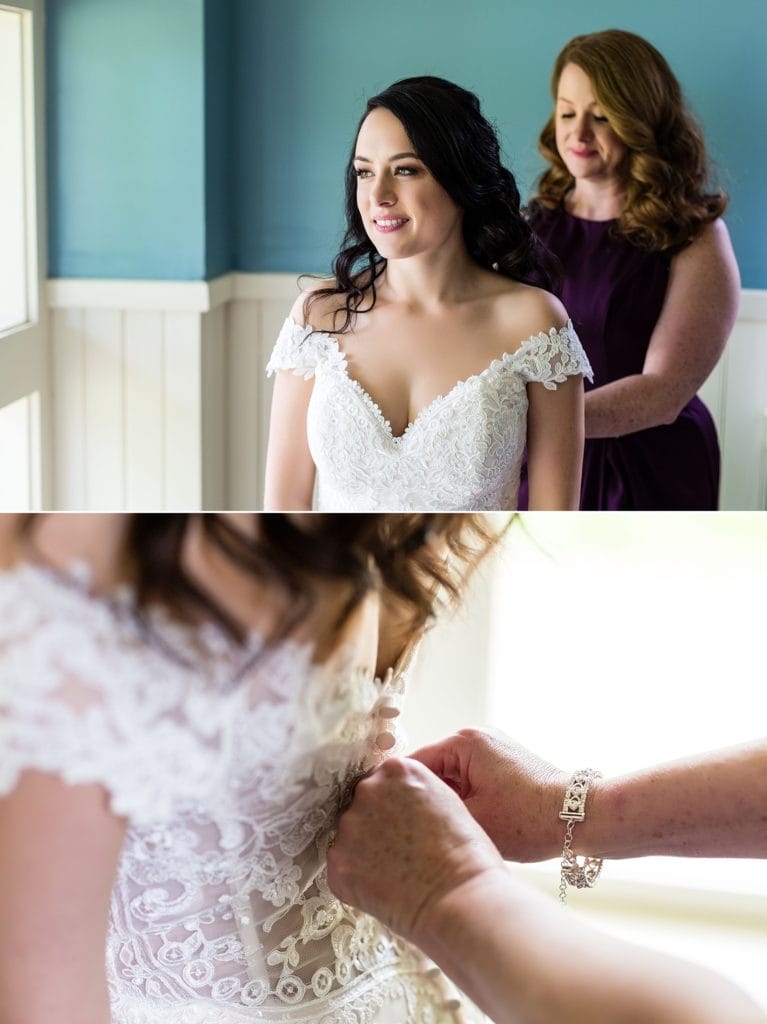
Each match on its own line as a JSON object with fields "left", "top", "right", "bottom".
{"left": 0, "top": 562, "right": 481, "bottom": 1024}
{"left": 266, "top": 320, "right": 592, "bottom": 511}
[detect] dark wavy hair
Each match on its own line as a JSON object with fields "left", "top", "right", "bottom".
{"left": 528, "top": 30, "right": 727, "bottom": 253}
{"left": 16, "top": 515, "right": 499, "bottom": 652}
{"left": 306, "top": 76, "right": 557, "bottom": 332}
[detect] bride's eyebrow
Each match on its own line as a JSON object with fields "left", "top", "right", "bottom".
{"left": 354, "top": 151, "right": 420, "bottom": 162}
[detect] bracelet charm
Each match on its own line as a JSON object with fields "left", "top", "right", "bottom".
{"left": 558, "top": 768, "right": 603, "bottom": 904}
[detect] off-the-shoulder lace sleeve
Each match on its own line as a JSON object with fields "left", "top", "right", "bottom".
{"left": 265, "top": 319, "right": 344, "bottom": 381}
{"left": 0, "top": 565, "right": 230, "bottom": 827}
{"left": 513, "top": 320, "right": 594, "bottom": 391}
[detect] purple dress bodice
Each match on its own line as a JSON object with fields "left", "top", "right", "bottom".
{"left": 523, "top": 204, "right": 719, "bottom": 510}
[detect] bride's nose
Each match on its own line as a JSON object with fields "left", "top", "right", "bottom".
{"left": 371, "top": 175, "right": 396, "bottom": 206}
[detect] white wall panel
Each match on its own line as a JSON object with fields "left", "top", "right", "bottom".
{"left": 83, "top": 308, "right": 123, "bottom": 508}
{"left": 226, "top": 297, "right": 263, "bottom": 509}
{"left": 47, "top": 275, "right": 766, "bottom": 511}
{"left": 163, "top": 311, "right": 202, "bottom": 509}
{"left": 201, "top": 303, "right": 227, "bottom": 509}
{"left": 718, "top": 316, "right": 767, "bottom": 511}
{"left": 123, "top": 309, "right": 164, "bottom": 508}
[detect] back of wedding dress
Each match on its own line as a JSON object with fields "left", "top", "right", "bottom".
{"left": 0, "top": 563, "right": 477, "bottom": 1024}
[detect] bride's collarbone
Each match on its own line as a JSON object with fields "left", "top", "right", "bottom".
{"left": 340, "top": 287, "right": 559, "bottom": 367}
{"left": 336, "top": 342, "right": 512, "bottom": 441}
{"left": 312, "top": 286, "right": 564, "bottom": 430}
{"left": 339, "top": 317, "right": 522, "bottom": 398}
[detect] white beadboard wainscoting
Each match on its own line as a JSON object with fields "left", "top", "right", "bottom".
{"left": 47, "top": 276, "right": 767, "bottom": 510}
{"left": 48, "top": 277, "right": 236, "bottom": 510}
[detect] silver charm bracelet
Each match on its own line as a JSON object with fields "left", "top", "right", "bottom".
{"left": 558, "top": 768, "right": 603, "bottom": 905}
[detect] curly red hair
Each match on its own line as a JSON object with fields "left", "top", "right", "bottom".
{"left": 529, "top": 29, "right": 727, "bottom": 253}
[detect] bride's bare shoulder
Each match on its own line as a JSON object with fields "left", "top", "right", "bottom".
{"left": 289, "top": 278, "right": 348, "bottom": 334}
{"left": 0, "top": 515, "right": 25, "bottom": 568}
{"left": 493, "top": 280, "right": 569, "bottom": 349}
{"left": 1, "top": 514, "right": 131, "bottom": 588}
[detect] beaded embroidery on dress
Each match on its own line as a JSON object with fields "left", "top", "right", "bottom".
{"left": 266, "top": 319, "right": 593, "bottom": 511}
{"left": 0, "top": 564, "right": 480, "bottom": 1024}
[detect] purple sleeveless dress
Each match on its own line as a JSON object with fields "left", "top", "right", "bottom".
{"left": 521, "top": 205, "right": 720, "bottom": 510}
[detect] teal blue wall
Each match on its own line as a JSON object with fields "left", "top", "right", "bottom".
{"left": 47, "top": 0, "right": 207, "bottom": 280}
{"left": 47, "top": 0, "right": 767, "bottom": 287}
{"left": 234, "top": 0, "right": 767, "bottom": 288}
{"left": 203, "top": 0, "right": 234, "bottom": 279}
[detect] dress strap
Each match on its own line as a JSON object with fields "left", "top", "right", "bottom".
{"left": 266, "top": 319, "right": 345, "bottom": 380}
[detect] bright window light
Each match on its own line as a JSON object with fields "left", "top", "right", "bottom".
{"left": 0, "top": 7, "right": 29, "bottom": 333}
{"left": 484, "top": 514, "right": 767, "bottom": 1009}
{"left": 0, "top": 391, "right": 39, "bottom": 509}
{"left": 487, "top": 514, "right": 767, "bottom": 896}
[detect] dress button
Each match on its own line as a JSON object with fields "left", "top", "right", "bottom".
{"left": 377, "top": 704, "right": 401, "bottom": 719}
{"left": 375, "top": 730, "right": 396, "bottom": 750}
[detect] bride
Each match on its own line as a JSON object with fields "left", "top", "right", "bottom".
{"left": 0, "top": 512, "right": 497, "bottom": 1024}
{"left": 264, "top": 76, "right": 592, "bottom": 512}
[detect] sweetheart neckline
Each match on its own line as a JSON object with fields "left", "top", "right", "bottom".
{"left": 293, "top": 318, "right": 577, "bottom": 443}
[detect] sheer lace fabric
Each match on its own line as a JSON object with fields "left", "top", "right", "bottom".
{"left": 266, "top": 319, "right": 593, "bottom": 511}
{"left": 0, "top": 564, "right": 479, "bottom": 1024}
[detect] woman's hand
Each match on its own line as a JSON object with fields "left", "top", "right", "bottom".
{"left": 326, "top": 756, "right": 504, "bottom": 944}
{"left": 412, "top": 728, "right": 568, "bottom": 862}
{"left": 414, "top": 729, "right": 767, "bottom": 862}
{"left": 328, "top": 741, "right": 766, "bottom": 1024}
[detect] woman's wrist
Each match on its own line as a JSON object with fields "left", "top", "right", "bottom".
{"left": 542, "top": 770, "right": 573, "bottom": 858}
{"left": 567, "top": 773, "right": 612, "bottom": 857}
{"left": 410, "top": 863, "right": 515, "bottom": 954}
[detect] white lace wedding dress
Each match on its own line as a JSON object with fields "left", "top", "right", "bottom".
{"left": 266, "top": 319, "right": 592, "bottom": 511}
{"left": 0, "top": 563, "right": 479, "bottom": 1024}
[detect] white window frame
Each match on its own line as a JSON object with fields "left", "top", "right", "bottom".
{"left": 0, "top": 0, "right": 49, "bottom": 508}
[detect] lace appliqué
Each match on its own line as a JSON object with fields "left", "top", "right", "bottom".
{"left": 0, "top": 565, "right": 478, "bottom": 1024}
{"left": 266, "top": 320, "right": 347, "bottom": 381}
{"left": 266, "top": 318, "right": 592, "bottom": 511}
{"left": 512, "top": 323, "right": 593, "bottom": 391}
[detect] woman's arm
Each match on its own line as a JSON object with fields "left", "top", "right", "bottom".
{"left": 263, "top": 292, "right": 319, "bottom": 511}
{"left": 576, "top": 739, "right": 767, "bottom": 859}
{"left": 0, "top": 772, "right": 126, "bottom": 1024}
{"left": 328, "top": 757, "right": 763, "bottom": 1024}
{"left": 263, "top": 370, "right": 316, "bottom": 510}
{"left": 526, "top": 373, "right": 584, "bottom": 509}
{"left": 581, "top": 219, "right": 737, "bottom": 436}
{"left": 426, "top": 865, "right": 763, "bottom": 1024}
{"left": 412, "top": 730, "right": 767, "bottom": 862}
{"left": 585, "top": 219, "right": 740, "bottom": 438}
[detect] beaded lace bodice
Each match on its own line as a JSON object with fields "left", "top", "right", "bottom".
{"left": 266, "top": 319, "right": 592, "bottom": 511}
{"left": 0, "top": 564, "right": 478, "bottom": 1024}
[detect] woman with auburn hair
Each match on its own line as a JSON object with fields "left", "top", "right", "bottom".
{"left": 0, "top": 512, "right": 497, "bottom": 1024}
{"left": 264, "top": 76, "right": 591, "bottom": 513}
{"left": 522, "top": 29, "right": 740, "bottom": 509}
